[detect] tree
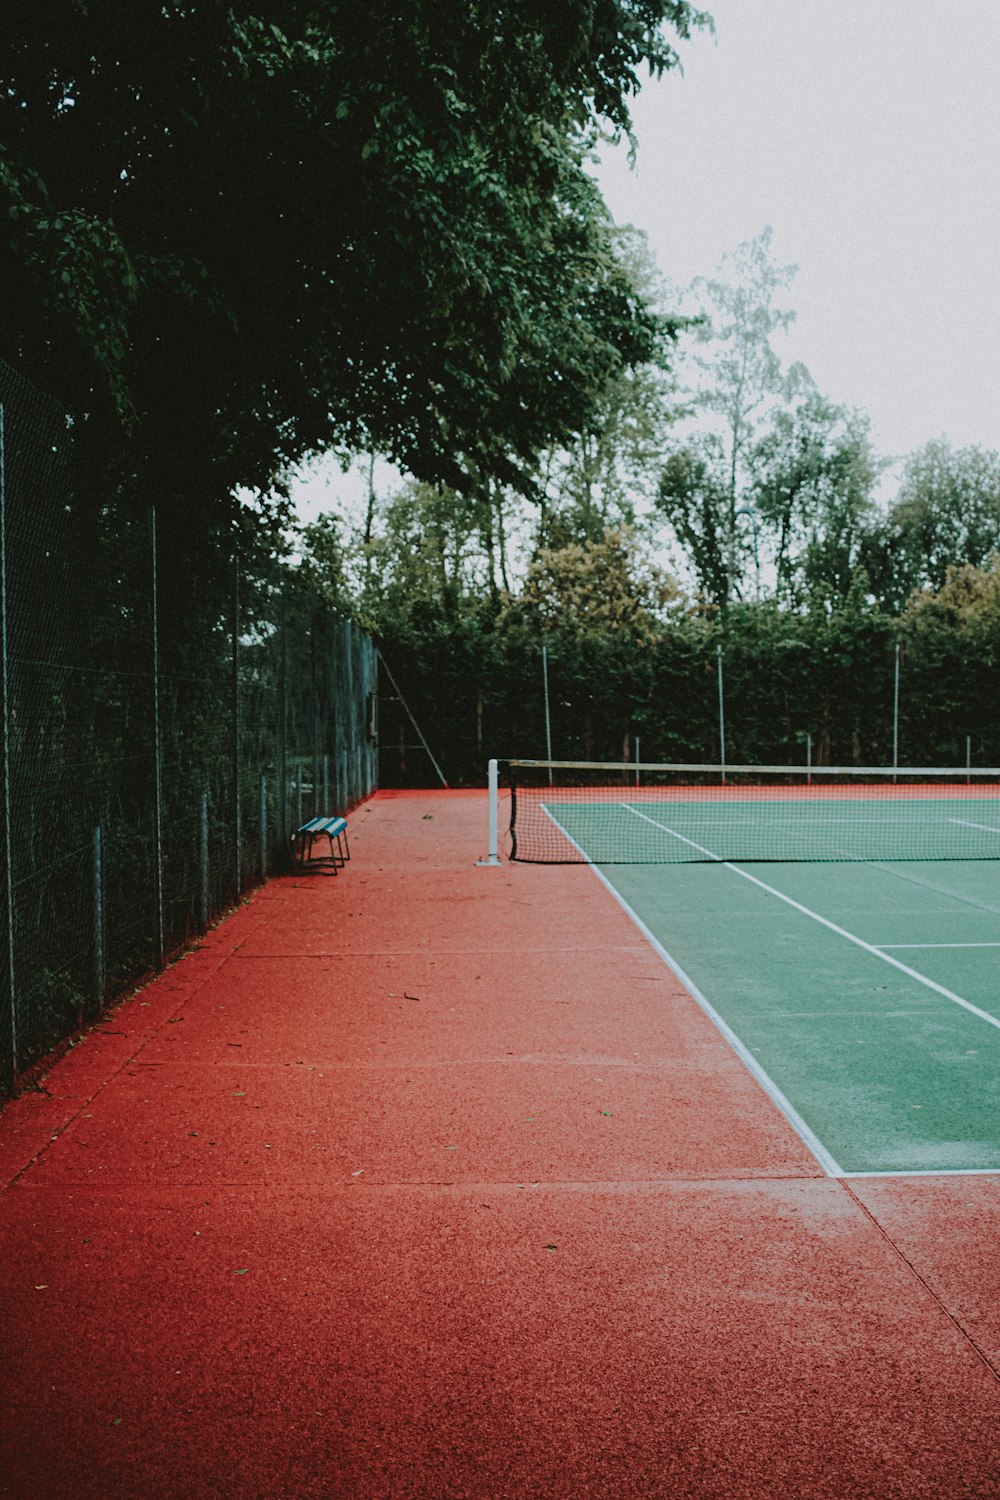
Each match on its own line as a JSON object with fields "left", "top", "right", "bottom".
{"left": 877, "top": 439, "right": 1000, "bottom": 607}
{"left": 903, "top": 558, "right": 1000, "bottom": 650}
{"left": 516, "top": 528, "right": 684, "bottom": 644}
{"left": 897, "top": 559, "right": 1000, "bottom": 762}
{"left": 348, "top": 479, "right": 488, "bottom": 634}
{"left": 656, "top": 440, "right": 734, "bottom": 606}
{"left": 1, "top": 1, "right": 710, "bottom": 518}
{"left": 751, "top": 395, "right": 882, "bottom": 599}
{"left": 537, "top": 225, "right": 684, "bottom": 544}
{"left": 656, "top": 227, "right": 814, "bottom": 605}
{"left": 684, "top": 228, "right": 812, "bottom": 506}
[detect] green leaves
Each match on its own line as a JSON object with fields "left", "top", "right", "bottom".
{"left": 0, "top": 0, "right": 709, "bottom": 515}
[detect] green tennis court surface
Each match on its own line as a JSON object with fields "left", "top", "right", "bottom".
{"left": 544, "top": 801, "right": 1000, "bottom": 1176}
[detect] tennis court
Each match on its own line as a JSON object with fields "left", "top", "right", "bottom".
{"left": 499, "top": 761, "right": 1000, "bottom": 1177}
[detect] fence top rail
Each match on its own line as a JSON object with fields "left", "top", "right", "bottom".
{"left": 503, "top": 760, "right": 1000, "bottom": 777}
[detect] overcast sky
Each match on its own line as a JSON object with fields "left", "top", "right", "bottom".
{"left": 596, "top": 0, "right": 1000, "bottom": 462}
{"left": 290, "top": 0, "right": 1000, "bottom": 519}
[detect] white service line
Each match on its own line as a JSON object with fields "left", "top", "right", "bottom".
{"left": 950, "top": 818, "right": 1000, "bottom": 835}
{"left": 625, "top": 805, "right": 1000, "bottom": 1035}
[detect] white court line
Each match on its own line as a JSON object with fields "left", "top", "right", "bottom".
{"left": 950, "top": 818, "right": 1000, "bottom": 835}
{"left": 539, "top": 803, "right": 843, "bottom": 1177}
{"left": 877, "top": 942, "right": 1000, "bottom": 950}
{"left": 842, "top": 1167, "right": 1000, "bottom": 1179}
{"left": 625, "top": 805, "right": 1000, "bottom": 1036}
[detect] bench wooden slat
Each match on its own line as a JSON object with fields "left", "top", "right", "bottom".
{"left": 296, "top": 816, "right": 346, "bottom": 836}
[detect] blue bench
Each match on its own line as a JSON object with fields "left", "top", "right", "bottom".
{"left": 292, "top": 815, "right": 350, "bottom": 870}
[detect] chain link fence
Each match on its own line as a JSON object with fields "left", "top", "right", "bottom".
{"left": 377, "top": 626, "right": 1000, "bottom": 789}
{"left": 0, "top": 359, "right": 377, "bottom": 1091}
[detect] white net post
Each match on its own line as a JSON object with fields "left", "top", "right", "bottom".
{"left": 477, "top": 758, "right": 502, "bottom": 866}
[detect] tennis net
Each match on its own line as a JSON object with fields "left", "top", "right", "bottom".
{"left": 494, "top": 759, "right": 1000, "bottom": 864}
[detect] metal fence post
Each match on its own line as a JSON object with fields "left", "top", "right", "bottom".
{"left": 344, "top": 617, "right": 356, "bottom": 803}
{"left": 198, "top": 792, "right": 209, "bottom": 934}
{"left": 149, "top": 506, "right": 165, "bottom": 968}
{"left": 542, "top": 643, "right": 553, "bottom": 782}
{"left": 278, "top": 599, "right": 288, "bottom": 847}
{"left": 232, "top": 548, "right": 241, "bottom": 897}
{"left": 716, "top": 643, "right": 727, "bottom": 785}
{"left": 892, "top": 642, "right": 901, "bottom": 780}
{"left": 258, "top": 773, "right": 267, "bottom": 878}
{"left": 0, "top": 404, "right": 16, "bottom": 1087}
{"left": 92, "top": 826, "right": 104, "bottom": 1017}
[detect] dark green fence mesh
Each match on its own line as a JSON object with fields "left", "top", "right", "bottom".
{"left": 376, "top": 627, "right": 1000, "bottom": 790}
{"left": 0, "top": 360, "right": 376, "bottom": 1090}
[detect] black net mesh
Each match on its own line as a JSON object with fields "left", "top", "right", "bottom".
{"left": 504, "top": 760, "right": 1000, "bottom": 865}
{"left": 0, "top": 359, "right": 377, "bottom": 1089}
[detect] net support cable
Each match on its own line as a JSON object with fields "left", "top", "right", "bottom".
{"left": 379, "top": 652, "right": 449, "bottom": 789}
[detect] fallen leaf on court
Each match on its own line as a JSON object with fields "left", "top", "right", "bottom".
{"left": 422, "top": 814, "right": 433, "bottom": 820}
{"left": 599, "top": 1111, "right": 613, "bottom": 1117}
{"left": 351, "top": 1168, "right": 364, "bottom": 1176}
{"left": 34, "top": 1285, "right": 47, "bottom": 1290}
{"left": 543, "top": 1245, "right": 558, "bottom": 1253}
{"left": 235, "top": 1268, "right": 249, "bottom": 1275}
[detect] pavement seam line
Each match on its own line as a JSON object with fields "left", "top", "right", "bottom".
{"left": 866, "top": 860, "right": 1000, "bottom": 916}
{"left": 839, "top": 1178, "right": 1000, "bottom": 1387}
{"left": 0, "top": 934, "right": 251, "bottom": 1194}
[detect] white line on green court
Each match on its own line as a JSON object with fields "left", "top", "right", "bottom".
{"left": 625, "top": 806, "right": 1000, "bottom": 1036}
{"left": 877, "top": 943, "right": 1000, "bottom": 950}
{"left": 951, "top": 819, "right": 1000, "bottom": 835}
{"left": 841, "top": 1167, "right": 1000, "bottom": 1178}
